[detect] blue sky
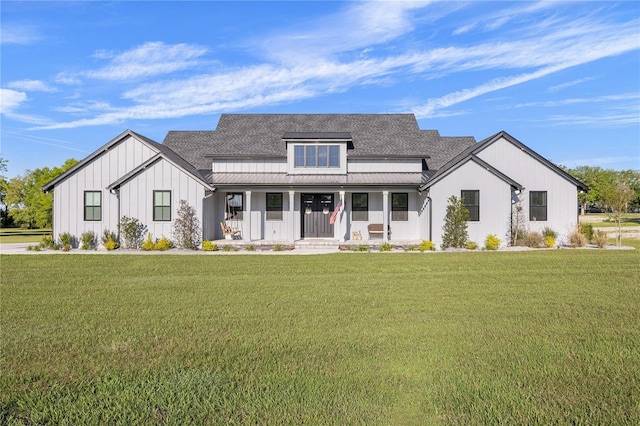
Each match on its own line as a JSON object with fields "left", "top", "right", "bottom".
{"left": 1, "top": 1, "right": 639, "bottom": 178}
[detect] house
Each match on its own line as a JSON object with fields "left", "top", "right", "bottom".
{"left": 43, "top": 114, "right": 587, "bottom": 248}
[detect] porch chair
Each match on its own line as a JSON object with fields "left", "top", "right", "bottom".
{"left": 220, "top": 221, "right": 241, "bottom": 239}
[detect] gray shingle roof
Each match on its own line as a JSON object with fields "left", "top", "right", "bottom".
{"left": 163, "top": 114, "right": 476, "bottom": 170}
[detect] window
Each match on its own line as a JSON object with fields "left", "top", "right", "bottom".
{"left": 153, "top": 191, "right": 171, "bottom": 221}
{"left": 352, "top": 193, "right": 368, "bottom": 221}
{"left": 461, "top": 190, "right": 479, "bottom": 221}
{"left": 392, "top": 193, "right": 408, "bottom": 221}
{"left": 266, "top": 193, "right": 283, "bottom": 221}
{"left": 226, "top": 192, "right": 243, "bottom": 220}
{"left": 294, "top": 145, "right": 340, "bottom": 168}
{"left": 84, "top": 191, "right": 101, "bottom": 221}
{"left": 530, "top": 191, "right": 547, "bottom": 221}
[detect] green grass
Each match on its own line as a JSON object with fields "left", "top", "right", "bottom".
{"left": 2, "top": 251, "right": 639, "bottom": 424}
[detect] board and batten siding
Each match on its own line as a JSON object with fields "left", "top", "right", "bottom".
{"left": 347, "top": 158, "right": 423, "bottom": 173}
{"left": 475, "top": 137, "right": 579, "bottom": 243}
{"left": 212, "top": 159, "right": 287, "bottom": 173}
{"left": 118, "top": 158, "right": 207, "bottom": 240}
{"left": 51, "top": 135, "right": 158, "bottom": 243}
{"left": 429, "top": 160, "right": 513, "bottom": 248}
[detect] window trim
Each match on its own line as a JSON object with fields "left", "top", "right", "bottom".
{"left": 351, "top": 193, "right": 369, "bottom": 222}
{"left": 391, "top": 193, "right": 409, "bottom": 221}
{"left": 266, "top": 192, "right": 283, "bottom": 221}
{"left": 529, "top": 191, "right": 548, "bottom": 221}
{"left": 84, "top": 190, "right": 102, "bottom": 221}
{"left": 153, "top": 190, "right": 171, "bottom": 222}
{"left": 461, "top": 190, "right": 480, "bottom": 222}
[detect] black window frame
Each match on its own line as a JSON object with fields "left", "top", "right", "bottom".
{"left": 293, "top": 144, "right": 340, "bottom": 168}
{"left": 153, "top": 190, "right": 171, "bottom": 222}
{"left": 530, "top": 191, "right": 547, "bottom": 221}
{"left": 226, "top": 192, "right": 244, "bottom": 220}
{"left": 461, "top": 190, "right": 480, "bottom": 222}
{"left": 84, "top": 190, "right": 102, "bottom": 221}
{"left": 351, "top": 193, "right": 369, "bottom": 221}
{"left": 391, "top": 193, "right": 408, "bottom": 221}
{"left": 266, "top": 192, "right": 283, "bottom": 221}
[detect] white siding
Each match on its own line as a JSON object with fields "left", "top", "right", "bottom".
{"left": 476, "top": 137, "right": 579, "bottom": 244}
{"left": 212, "top": 158, "right": 287, "bottom": 173}
{"left": 429, "top": 161, "right": 513, "bottom": 248}
{"left": 52, "top": 135, "right": 157, "bottom": 245}
{"left": 348, "top": 158, "right": 422, "bottom": 173}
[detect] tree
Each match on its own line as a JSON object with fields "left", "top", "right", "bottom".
{"left": 441, "top": 195, "right": 469, "bottom": 249}
{"left": 0, "top": 156, "right": 10, "bottom": 227}
{"left": 601, "top": 177, "right": 635, "bottom": 246}
{"left": 173, "top": 200, "right": 201, "bottom": 249}
{"left": 3, "top": 159, "right": 78, "bottom": 228}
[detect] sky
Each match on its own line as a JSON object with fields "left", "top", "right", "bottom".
{"left": 1, "top": 1, "right": 639, "bottom": 179}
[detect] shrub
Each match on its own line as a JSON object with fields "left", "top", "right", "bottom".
{"left": 80, "top": 231, "right": 97, "bottom": 250}
{"left": 465, "top": 241, "right": 478, "bottom": 250}
{"left": 59, "top": 232, "right": 75, "bottom": 249}
{"left": 484, "top": 234, "right": 501, "bottom": 250}
{"left": 104, "top": 237, "right": 118, "bottom": 251}
{"left": 379, "top": 242, "right": 392, "bottom": 252}
{"left": 101, "top": 229, "right": 119, "bottom": 249}
{"left": 404, "top": 245, "right": 418, "bottom": 252}
{"left": 541, "top": 227, "right": 557, "bottom": 239}
{"left": 202, "top": 240, "right": 218, "bottom": 251}
{"left": 356, "top": 244, "right": 369, "bottom": 252}
{"left": 245, "top": 244, "right": 255, "bottom": 252}
{"left": 568, "top": 227, "right": 588, "bottom": 247}
{"left": 544, "top": 235, "right": 555, "bottom": 248}
{"left": 172, "top": 200, "right": 201, "bottom": 249}
{"left": 441, "top": 195, "right": 469, "bottom": 249}
{"left": 579, "top": 223, "right": 594, "bottom": 242}
{"left": 273, "top": 244, "right": 285, "bottom": 252}
{"left": 418, "top": 240, "right": 436, "bottom": 252}
{"left": 222, "top": 245, "right": 238, "bottom": 252}
{"left": 40, "top": 235, "right": 57, "bottom": 250}
{"left": 142, "top": 234, "right": 155, "bottom": 251}
{"left": 593, "top": 230, "right": 608, "bottom": 248}
{"left": 154, "top": 236, "right": 172, "bottom": 251}
{"left": 118, "top": 216, "right": 147, "bottom": 249}
{"left": 523, "top": 231, "right": 544, "bottom": 248}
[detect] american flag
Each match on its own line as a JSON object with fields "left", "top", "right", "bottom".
{"left": 329, "top": 200, "right": 342, "bottom": 225}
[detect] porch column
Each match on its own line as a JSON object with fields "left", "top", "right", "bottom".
{"left": 339, "top": 190, "right": 345, "bottom": 242}
{"left": 382, "top": 190, "right": 389, "bottom": 242}
{"left": 244, "top": 191, "right": 252, "bottom": 242}
{"left": 289, "top": 190, "right": 295, "bottom": 242}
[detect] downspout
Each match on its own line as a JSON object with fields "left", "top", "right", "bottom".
{"left": 427, "top": 195, "right": 432, "bottom": 242}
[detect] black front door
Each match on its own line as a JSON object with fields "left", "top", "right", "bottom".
{"left": 301, "top": 194, "right": 334, "bottom": 238}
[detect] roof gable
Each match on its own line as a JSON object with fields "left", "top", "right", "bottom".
{"left": 420, "top": 154, "right": 522, "bottom": 191}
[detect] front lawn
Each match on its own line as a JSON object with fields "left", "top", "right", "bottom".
{"left": 1, "top": 251, "right": 639, "bottom": 424}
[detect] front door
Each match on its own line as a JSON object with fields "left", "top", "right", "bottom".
{"left": 301, "top": 194, "right": 334, "bottom": 238}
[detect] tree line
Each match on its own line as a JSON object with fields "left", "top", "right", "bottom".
{"left": 0, "top": 156, "right": 638, "bottom": 229}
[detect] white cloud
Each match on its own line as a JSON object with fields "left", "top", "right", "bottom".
{"left": 6, "top": 79, "right": 57, "bottom": 93}
{"left": 0, "top": 24, "right": 41, "bottom": 45}
{"left": 85, "top": 41, "right": 209, "bottom": 80}
{"left": 0, "top": 89, "right": 28, "bottom": 114}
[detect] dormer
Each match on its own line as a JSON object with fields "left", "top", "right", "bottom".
{"left": 284, "top": 132, "right": 351, "bottom": 175}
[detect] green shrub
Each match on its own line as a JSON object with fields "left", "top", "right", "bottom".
{"left": 59, "top": 232, "right": 75, "bottom": 249}
{"left": 80, "top": 231, "right": 97, "bottom": 250}
{"left": 379, "top": 242, "right": 392, "bottom": 252}
{"left": 245, "top": 244, "right": 255, "bottom": 252}
{"left": 154, "top": 236, "right": 172, "bottom": 251}
{"left": 544, "top": 235, "right": 555, "bottom": 248}
{"left": 418, "top": 240, "right": 436, "bottom": 252}
{"left": 104, "top": 237, "right": 118, "bottom": 251}
{"left": 593, "top": 230, "right": 608, "bottom": 248}
{"left": 355, "top": 244, "right": 369, "bottom": 252}
{"left": 222, "top": 245, "right": 238, "bottom": 252}
{"left": 101, "top": 229, "right": 119, "bottom": 249}
{"left": 118, "top": 216, "right": 147, "bottom": 249}
{"left": 579, "top": 223, "right": 594, "bottom": 242}
{"left": 202, "top": 240, "right": 218, "bottom": 251}
{"left": 273, "top": 244, "right": 285, "bottom": 252}
{"left": 568, "top": 227, "right": 588, "bottom": 247}
{"left": 465, "top": 241, "right": 478, "bottom": 250}
{"left": 39, "top": 235, "right": 57, "bottom": 250}
{"left": 441, "top": 195, "right": 469, "bottom": 249}
{"left": 484, "top": 234, "right": 501, "bottom": 250}
{"left": 541, "top": 227, "right": 557, "bottom": 239}
{"left": 404, "top": 245, "right": 417, "bottom": 252}
{"left": 172, "top": 200, "right": 201, "bottom": 249}
{"left": 141, "top": 234, "right": 155, "bottom": 251}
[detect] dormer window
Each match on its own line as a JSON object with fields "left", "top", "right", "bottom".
{"left": 284, "top": 131, "right": 350, "bottom": 175}
{"left": 294, "top": 145, "right": 340, "bottom": 168}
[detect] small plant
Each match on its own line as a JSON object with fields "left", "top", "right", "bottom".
{"left": 118, "top": 216, "right": 147, "bottom": 249}
{"left": 523, "top": 231, "right": 544, "bottom": 248}
{"left": 568, "top": 226, "right": 588, "bottom": 247}
{"left": 465, "top": 241, "right": 478, "bottom": 250}
{"left": 418, "top": 240, "right": 436, "bottom": 252}
{"left": 245, "top": 244, "right": 255, "bottom": 252}
{"left": 541, "top": 227, "right": 557, "bottom": 239}
{"left": 59, "top": 232, "right": 75, "bottom": 249}
{"left": 484, "top": 234, "right": 501, "bottom": 250}
{"left": 222, "top": 245, "right": 238, "bottom": 252}
{"left": 104, "top": 237, "right": 118, "bottom": 251}
{"left": 579, "top": 223, "right": 594, "bottom": 242}
{"left": 202, "top": 240, "right": 218, "bottom": 251}
{"left": 80, "top": 231, "right": 97, "bottom": 250}
{"left": 154, "top": 236, "right": 172, "bottom": 251}
{"left": 142, "top": 234, "right": 155, "bottom": 251}
{"left": 593, "top": 230, "right": 608, "bottom": 249}
{"left": 102, "top": 229, "right": 119, "bottom": 249}
{"left": 39, "top": 235, "right": 57, "bottom": 250}
{"left": 379, "top": 242, "right": 392, "bottom": 252}
{"left": 404, "top": 245, "right": 418, "bottom": 252}
{"left": 273, "top": 244, "right": 285, "bottom": 252}
{"left": 355, "top": 244, "right": 369, "bottom": 252}
{"left": 544, "top": 235, "right": 555, "bottom": 248}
